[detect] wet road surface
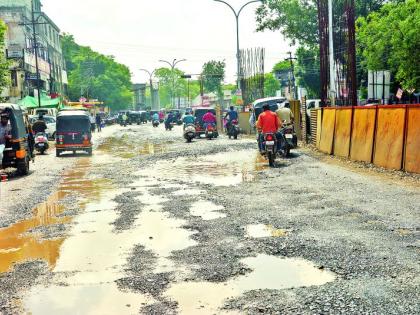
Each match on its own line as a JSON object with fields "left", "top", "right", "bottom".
{"left": 0, "top": 123, "right": 419, "bottom": 314}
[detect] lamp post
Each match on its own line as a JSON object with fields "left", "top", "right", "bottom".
{"left": 213, "top": 0, "right": 262, "bottom": 90}
{"left": 159, "top": 59, "right": 186, "bottom": 108}
{"left": 139, "top": 68, "right": 157, "bottom": 110}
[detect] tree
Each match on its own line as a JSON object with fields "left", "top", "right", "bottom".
{"left": 295, "top": 46, "right": 321, "bottom": 97}
{"left": 61, "top": 34, "right": 133, "bottom": 111}
{"left": 202, "top": 60, "right": 226, "bottom": 96}
{"left": 0, "top": 20, "right": 10, "bottom": 94}
{"left": 264, "top": 73, "right": 280, "bottom": 97}
{"left": 357, "top": 0, "right": 420, "bottom": 90}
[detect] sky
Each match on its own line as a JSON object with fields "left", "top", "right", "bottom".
{"left": 41, "top": 0, "right": 293, "bottom": 85}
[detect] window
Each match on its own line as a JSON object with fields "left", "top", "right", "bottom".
{"left": 11, "top": 70, "right": 18, "bottom": 87}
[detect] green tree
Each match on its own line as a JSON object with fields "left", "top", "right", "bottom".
{"left": 0, "top": 20, "right": 10, "bottom": 93}
{"left": 357, "top": 0, "right": 420, "bottom": 89}
{"left": 202, "top": 60, "right": 226, "bottom": 96}
{"left": 61, "top": 34, "right": 133, "bottom": 111}
{"left": 295, "top": 46, "right": 321, "bottom": 97}
{"left": 264, "top": 73, "right": 280, "bottom": 97}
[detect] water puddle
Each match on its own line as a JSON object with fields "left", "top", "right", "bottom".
{"left": 165, "top": 254, "right": 336, "bottom": 314}
{"left": 0, "top": 159, "right": 111, "bottom": 274}
{"left": 190, "top": 200, "right": 226, "bottom": 220}
{"left": 24, "top": 283, "right": 153, "bottom": 315}
{"left": 245, "top": 224, "right": 289, "bottom": 238}
{"left": 137, "top": 150, "right": 267, "bottom": 187}
{"left": 98, "top": 136, "right": 167, "bottom": 159}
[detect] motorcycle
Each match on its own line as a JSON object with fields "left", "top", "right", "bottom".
{"left": 165, "top": 120, "right": 174, "bottom": 131}
{"left": 262, "top": 133, "right": 278, "bottom": 167}
{"left": 227, "top": 119, "right": 240, "bottom": 140}
{"left": 120, "top": 119, "right": 127, "bottom": 127}
{"left": 152, "top": 119, "right": 160, "bottom": 128}
{"left": 183, "top": 124, "right": 196, "bottom": 143}
{"left": 278, "top": 123, "right": 297, "bottom": 157}
{"left": 205, "top": 123, "right": 217, "bottom": 140}
{"left": 34, "top": 132, "right": 49, "bottom": 155}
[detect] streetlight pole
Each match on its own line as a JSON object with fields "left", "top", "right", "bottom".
{"left": 139, "top": 68, "right": 157, "bottom": 110}
{"left": 159, "top": 59, "right": 186, "bottom": 108}
{"left": 213, "top": 0, "right": 262, "bottom": 90}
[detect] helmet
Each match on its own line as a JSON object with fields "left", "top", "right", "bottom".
{"left": 263, "top": 104, "right": 270, "bottom": 111}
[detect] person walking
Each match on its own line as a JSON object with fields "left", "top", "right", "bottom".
{"left": 96, "top": 114, "right": 102, "bottom": 132}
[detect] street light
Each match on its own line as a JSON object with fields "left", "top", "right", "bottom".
{"left": 139, "top": 68, "right": 157, "bottom": 110}
{"left": 159, "top": 58, "right": 186, "bottom": 108}
{"left": 213, "top": 0, "right": 262, "bottom": 89}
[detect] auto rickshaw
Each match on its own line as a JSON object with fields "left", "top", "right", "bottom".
{"left": 139, "top": 111, "right": 148, "bottom": 124}
{"left": 0, "top": 104, "right": 33, "bottom": 175}
{"left": 56, "top": 110, "right": 92, "bottom": 157}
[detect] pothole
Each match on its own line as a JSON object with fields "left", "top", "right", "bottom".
{"left": 137, "top": 150, "right": 267, "bottom": 187}
{"left": 245, "top": 224, "right": 289, "bottom": 238}
{"left": 190, "top": 200, "right": 226, "bottom": 220}
{"left": 165, "top": 254, "right": 336, "bottom": 314}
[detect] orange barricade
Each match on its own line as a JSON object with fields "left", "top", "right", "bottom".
{"left": 350, "top": 107, "right": 377, "bottom": 163}
{"left": 333, "top": 108, "right": 352, "bottom": 158}
{"left": 373, "top": 106, "right": 406, "bottom": 170}
{"left": 316, "top": 109, "right": 322, "bottom": 148}
{"left": 319, "top": 108, "right": 336, "bottom": 154}
{"left": 404, "top": 106, "right": 420, "bottom": 173}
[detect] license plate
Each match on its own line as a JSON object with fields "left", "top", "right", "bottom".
{"left": 208, "top": 132, "right": 213, "bottom": 135}
{"left": 285, "top": 134, "right": 293, "bottom": 139}
{"left": 266, "top": 141, "right": 275, "bottom": 145}
{"left": 38, "top": 143, "right": 45, "bottom": 147}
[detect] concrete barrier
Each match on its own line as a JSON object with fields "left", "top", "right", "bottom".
{"left": 319, "top": 108, "right": 336, "bottom": 154}
{"left": 404, "top": 106, "right": 420, "bottom": 173}
{"left": 373, "top": 106, "right": 406, "bottom": 170}
{"left": 350, "top": 107, "right": 376, "bottom": 163}
{"left": 333, "top": 108, "right": 352, "bottom": 158}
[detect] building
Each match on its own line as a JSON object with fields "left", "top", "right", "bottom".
{"left": 0, "top": 0, "right": 67, "bottom": 103}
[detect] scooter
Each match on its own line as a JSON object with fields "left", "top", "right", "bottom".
{"left": 227, "top": 119, "right": 240, "bottom": 140}
{"left": 183, "top": 124, "right": 196, "bottom": 143}
{"left": 34, "top": 132, "right": 49, "bottom": 155}
{"left": 205, "top": 123, "right": 217, "bottom": 140}
{"left": 152, "top": 119, "right": 160, "bottom": 128}
{"left": 278, "top": 123, "right": 297, "bottom": 157}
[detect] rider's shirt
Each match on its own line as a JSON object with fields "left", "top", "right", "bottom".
{"left": 183, "top": 115, "right": 195, "bottom": 125}
{"left": 276, "top": 108, "right": 294, "bottom": 124}
{"left": 202, "top": 112, "right": 216, "bottom": 124}
{"left": 227, "top": 110, "right": 238, "bottom": 121}
{"left": 153, "top": 114, "right": 159, "bottom": 121}
{"left": 256, "top": 111, "right": 280, "bottom": 133}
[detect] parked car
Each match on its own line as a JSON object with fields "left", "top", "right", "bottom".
{"left": 306, "top": 99, "right": 322, "bottom": 118}
{"left": 29, "top": 115, "right": 56, "bottom": 140}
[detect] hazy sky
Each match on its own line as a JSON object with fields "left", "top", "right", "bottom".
{"left": 41, "top": 0, "right": 293, "bottom": 84}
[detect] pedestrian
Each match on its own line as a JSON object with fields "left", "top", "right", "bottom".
{"left": 89, "top": 114, "right": 96, "bottom": 132}
{"left": 96, "top": 114, "right": 102, "bottom": 132}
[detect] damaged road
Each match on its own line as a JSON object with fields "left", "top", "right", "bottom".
{"left": 0, "top": 124, "right": 419, "bottom": 314}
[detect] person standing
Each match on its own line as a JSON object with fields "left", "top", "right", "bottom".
{"left": 89, "top": 113, "right": 96, "bottom": 133}
{"left": 96, "top": 114, "right": 102, "bottom": 132}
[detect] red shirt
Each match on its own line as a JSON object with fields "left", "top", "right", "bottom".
{"left": 202, "top": 112, "right": 216, "bottom": 124}
{"left": 257, "top": 110, "right": 280, "bottom": 133}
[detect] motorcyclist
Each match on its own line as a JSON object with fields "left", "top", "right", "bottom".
{"left": 0, "top": 112, "right": 11, "bottom": 146}
{"left": 256, "top": 104, "right": 282, "bottom": 153}
{"left": 182, "top": 111, "right": 195, "bottom": 129}
{"left": 276, "top": 105, "right": 294, "bottom": 126}
{"left": 152, "top": 112, "right": 159, "bottom": 122}
{"left": 224, "top": 106, "right": 238, "bottom": 132}
{"left": 165, "top": 111, "right": 174, "bottom": 129}
{"left": 202, "top": 110, "right": 217, "bottom": 129}
{"left": 32, "top": 114, "right": 48, "bottom": 135}
{"left": 122, "top": 113, "right": 128, "bottom": 125}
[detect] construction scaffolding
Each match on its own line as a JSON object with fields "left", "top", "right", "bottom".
{"left": 239, "top": 48, "right": 265, "bottom": 106}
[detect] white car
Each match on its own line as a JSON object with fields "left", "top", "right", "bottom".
{"left": 29, "top": 115, "right": 56, "bottom": 140}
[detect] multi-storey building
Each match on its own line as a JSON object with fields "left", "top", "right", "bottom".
{"left": 0, "top": 0, "right": 67, "bottom": 103}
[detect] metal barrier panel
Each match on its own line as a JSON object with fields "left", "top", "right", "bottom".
{"left": 319, "top": 108, "right": 336, "bottom": 154}
{"left": 333, "top": 108, "right": 352, "bottom": 158}
{"left": 373, "top": 106, "right": 406, "bottom": 170}
{"left": 239, "top": 112, "right": 251, "bottom": 134}
{"left": 350, "top": 107, "right": 376, "bottom": 163}
{"left": 404, "top": 106, "right": 420, "bottom": 173}
{"left": 316, "top": 109, "right": 322, "bottom": 148}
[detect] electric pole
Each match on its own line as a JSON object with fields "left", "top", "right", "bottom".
{"left": 31, "top": 0, "right": 42, "bottom": 108}
{"left": 286, "top": 52, "right": 297, "bottom": 100}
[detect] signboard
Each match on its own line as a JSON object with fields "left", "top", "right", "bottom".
{"left": 7, "top": 50, "right": 23, "bottom": 58}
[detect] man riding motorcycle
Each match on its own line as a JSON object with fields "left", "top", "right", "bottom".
{"left": 32, "top": 114, "right": 48, "bottom": 135}
{"left": 182, "top": 111, "right": 195, "bottom": 128}
{"left": 224, "top": 106, "right": 238, "bottom": 131}
{"left": 202, "top": 110, "right": 217, "bottom": 129}
{"left": 165, "top": 111, "right": 174, "bottom": 130}
{"left": 256, "top": 104, "right": 282, "bottom": 153}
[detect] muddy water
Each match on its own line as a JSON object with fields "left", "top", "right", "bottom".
{"left": 137, "top": 150, "right": 267, "bottom": 186}
{"left": 190, "top": 200, "right": 226, "bottom": 220}
{"left": 98, "top": 136, "right": 167, "bottom": 159}
{"left": 165, "top": 254, "right": 336, "bottom": 314}
{"left": 246, "top": 224, "right": 289, "bottom": 238}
